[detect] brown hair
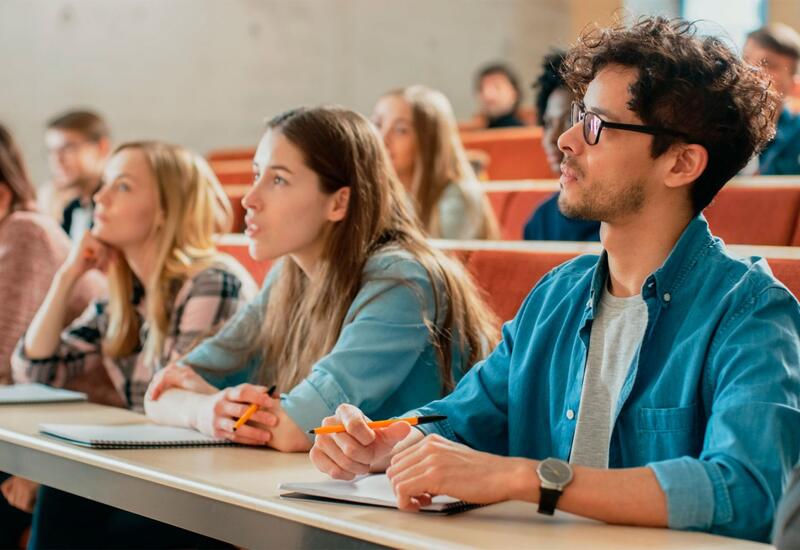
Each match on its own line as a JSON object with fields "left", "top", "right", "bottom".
{"left": 563, "top": 16, "right": 780, "bottom": 213}
{"left": 46, "top": 110, "right": 110, "bottom": 142}
{"left": 0, "top": 123, "right": 37, "bottom": 211}
{"left": 254, "top": 106, "right": 499, "bottom": 394}
{"left": 384, "top": 86, "right": 499, "bottom": 239}
{"left": 747, "top": 23, "right": 800, "bottom": 73}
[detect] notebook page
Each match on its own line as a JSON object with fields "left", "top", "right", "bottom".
{"left": 279, "top": 474, "right": 462, "bottom": 511}
{"left": 39, "top": 423, "right": 229, "bottom": 447}
{"left": 0, "top": 384, "right": 87, "bottom": 404}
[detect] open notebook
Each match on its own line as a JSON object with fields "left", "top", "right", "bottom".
{"left": 279, "top": 474, "right": 479, "bottom": 515}
{"left": 39, "top": 423, "right": 233, "bottom": 449}
{"left": 0, "top": 384, "right": 87, "bottom": 404}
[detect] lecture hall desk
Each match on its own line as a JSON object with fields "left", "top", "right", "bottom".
{"left": 0, "top": 401, "right": 769, "bottom": 549}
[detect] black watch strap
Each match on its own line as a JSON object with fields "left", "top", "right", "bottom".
{"left": 537, "top": 487, "right": 562, "bottom": 515}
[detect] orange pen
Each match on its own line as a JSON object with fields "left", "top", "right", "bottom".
{"left": 308, "top": 415, "right": 447, "bottom": 435}
{"left": 232, "top": 385, "right": 276, "bottom": 432}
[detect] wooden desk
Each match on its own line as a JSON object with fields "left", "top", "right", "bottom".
{"left": 0, "top": 402, "right": 768, "bottom": 549}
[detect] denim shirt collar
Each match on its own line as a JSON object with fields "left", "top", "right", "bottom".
{"left": 587, "top": 214, "right": 715, "bottom": 313}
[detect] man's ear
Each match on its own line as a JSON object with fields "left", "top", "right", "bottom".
{"left": 327, "top": 186, "right": 351, "bottom": 222}
{"left": 97, "top": 137, "right": 112, "bottom": 159}
{"left": 664, "top": 143, "right": 708, "bottom": 190}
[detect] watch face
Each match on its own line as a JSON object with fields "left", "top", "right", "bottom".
{"left": 538, "top": 458, "right": 573, "bottom": 485}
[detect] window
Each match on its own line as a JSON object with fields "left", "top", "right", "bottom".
{"left": 681, "top": 0, "right": 766, "bottom": 50}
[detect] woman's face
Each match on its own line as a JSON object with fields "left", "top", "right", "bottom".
{"left": 92, "top": 148, "right": 161, "bottom": 248}
{"left": 242, "top": 130, "right": 348, "bottom": 266}
{"left": 371, "top": 95, "right": 418, "bottom": 186}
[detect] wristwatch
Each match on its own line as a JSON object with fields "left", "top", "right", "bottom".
{"left": 536, "top": 458, "right": 573, "bottom": 515}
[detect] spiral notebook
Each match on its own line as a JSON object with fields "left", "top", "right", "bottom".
{"left": 0, "top": 384, "right": 87, "bottom": 404}
{"left": 39, "top": 423, "right": 233, "bottom": 449}
{"left": 279, "top": 474, "right": 479, "bottom": 515}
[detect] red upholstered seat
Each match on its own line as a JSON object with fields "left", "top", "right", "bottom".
{"left": 764, "top": 258, "right": 800, "bottom": 299}
{"left": 705, "top": 186, "right": 800, "bottom": 246}
{"left": 464, "top": 249, "right": 581, "bottom": 321}
{"left": 460, "top": 127, "right": 551, "bottom": 180}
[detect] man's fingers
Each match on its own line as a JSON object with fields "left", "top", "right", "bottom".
{"left": 331, "top": 431, "right": 375, "bottom": 464}
{"left": 315, "top": 435, "right": 371, "bottom": 476}
{"left": 336, "top": 404, "right": 376, "bottom": 446}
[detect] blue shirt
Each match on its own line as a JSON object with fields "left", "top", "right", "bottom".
{"left": 523, "top": 193, "right": 601, "bottom": 241}
{"left": 415, "top": 215, "right": 800, "bottom": 542}
{"left": 182, "top": 249, "right": 465, "bottom": 436}
{"left": 760, "top": 108, "right": 800, "bottom": 175}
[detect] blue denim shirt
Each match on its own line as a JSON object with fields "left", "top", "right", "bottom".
{"left": 415, "top": 215, "right": 800, "bottom": 542}
{"left": 760, "top": 107, "right": 800, "bottom": 176}
{"left": 182, "top": 250, "right": 464, "bottom": 436}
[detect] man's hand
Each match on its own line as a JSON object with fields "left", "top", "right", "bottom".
{"left": 386, "top": 434, "right": 537, "bottom": 511}
{"left": 309, "top": 404, "right": 420, "bottom": 479}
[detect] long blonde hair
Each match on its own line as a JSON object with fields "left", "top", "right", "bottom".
{"left": 384, "top": 86, "right": 499, "bottom": 239}
{"left": 105, "top": 141, "right": 238, "bottom": 364}
{"left": 255, "top": 107, "right": 499, "bottom": 394}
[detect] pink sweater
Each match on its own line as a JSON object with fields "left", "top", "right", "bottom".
{"left": 0, "top": 211, "right": 106, "bottom": 385}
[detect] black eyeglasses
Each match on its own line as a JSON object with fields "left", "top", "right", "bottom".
{"left": 571, "top": 102, "right": 687, "bottom": 145}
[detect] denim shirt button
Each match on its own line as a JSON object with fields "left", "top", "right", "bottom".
{"left": 566, "top": 409, "right": 575, "bottom": 420}
{"left": 663, "top": 292, "right": 672, "bottom": 303}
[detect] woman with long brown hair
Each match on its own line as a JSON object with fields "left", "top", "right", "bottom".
{"left": 145, "top": 106, "right": 500, "bottom": 452}
{"left": 371, "top": 85, "right": 499, "bottom": 239}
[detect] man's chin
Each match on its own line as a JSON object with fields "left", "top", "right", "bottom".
{"left": 557, "top": 197, "right": 601, "bottom": 222}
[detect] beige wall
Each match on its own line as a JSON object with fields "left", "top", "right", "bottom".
{"left": 769, "top": 0, "right": 800, "bottom": 31}
{"left": 0, "top": 0, "right": 570, "bottom": 184}
{"left": 570, "top": 0, "right": 624, "bottom": 41}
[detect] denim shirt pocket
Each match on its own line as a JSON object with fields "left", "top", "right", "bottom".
{"left": 637, "top": 404, "right": 702, "bottom": 463}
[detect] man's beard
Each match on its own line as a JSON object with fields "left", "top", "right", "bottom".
{"left": 558, "top": 177, "right": 646, "bottom": 221}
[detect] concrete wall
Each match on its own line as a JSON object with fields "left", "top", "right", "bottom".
{"left": 0, "top": 0, "right": 568, "bottom": 183}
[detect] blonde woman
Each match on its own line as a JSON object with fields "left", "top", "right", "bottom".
{"left": 371, "top": 85, "right": 499, "bottom": 239}
{"left": 13, "top": 141, "right": 256, "bottom": 549}
{"left": 145, "top": 106, "right": 500, "bottom": 454}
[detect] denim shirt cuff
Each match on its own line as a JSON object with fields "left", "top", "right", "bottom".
{"left": 282, "top": 369, "right": 350, "bottom": 440}
{"left": 648, "top": 456, "right": 724, "bottom": 530}
{"left": 408, "top": 406, "right": 459, "bottom": 441}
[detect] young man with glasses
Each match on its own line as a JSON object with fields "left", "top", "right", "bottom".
{"left": 309, "top": 17, "right": 800, "bottom": 543}
{"left": 42, "top": 110, "right": 111, "bottom": 240}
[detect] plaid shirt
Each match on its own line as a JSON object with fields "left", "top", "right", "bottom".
{"left": 12, "top": 266, "right": 255, "bottom": 412}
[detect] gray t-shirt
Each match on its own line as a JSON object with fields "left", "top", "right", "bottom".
{"left": 570, "top": 286, "right": 648, "bottom": 468}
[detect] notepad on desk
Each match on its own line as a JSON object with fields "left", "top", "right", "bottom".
{"left": 279, "top": 474, "right": 479, "bottom": 515}
{"left": 0, "top": 383, "right": 87, "bottom": 404}
{"left": 39, "top": 423, "right": 234, "bottom": 449}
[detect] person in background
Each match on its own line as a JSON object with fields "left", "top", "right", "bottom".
{"left": 144, "top": 106, "right": 500, "bottom": 453}
{"left": 371, "top": 86, "right": 499, "bottom": 239}
{"left": 0, "top": 122, "right": 105, "bottom": 550}
{"left": 475, "top": 62, "right": 525, "bottom": 128}
{"left": 309, "top": 17, "right": 799, "bottom": 543}
{"left": 742, "top": 23, "right": 800, "bottom": 175}
{"left": 524, "top": 51, "right": 601, "bottom": 241}
{"left": 13, "top": 140, "right": 257, "bottom": 549}
{"left": 42, "top": 110, "right": 111, "bottom": 240}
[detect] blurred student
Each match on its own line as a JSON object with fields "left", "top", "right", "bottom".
{"left": 13, "top": 141, "right": 256, "bottom": 548}
{"left": 309, "top": 18, "right": 799, "bottom": 543}
{"left": 145, "top": 106, "right": 499, "bottom": 453}
{"left": 42, "top": 110, "right": 111, "bottom": 239}
{"left": 0, "top": 122, "right": 104, "bottom": 549}
{"left": 371, "top": 86, "right": 499, "bottom": 239}
{"left": 475, "top": 63, "right": 525, "bottom": 128}
{"left": 742, "top": 23, "right": 800, "bottom": 175}
{"left": 523, "top": 51, "right": 601, "bottom": 241}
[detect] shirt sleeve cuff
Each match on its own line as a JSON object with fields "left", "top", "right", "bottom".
{"left": 406, "top": 406, "right": 459, "bottom": 442}
{"left": 281, "top": 368, "right": 350, "bottom": 438}
{"left": 648, "top": 456, "right": 732, "bottom": 530}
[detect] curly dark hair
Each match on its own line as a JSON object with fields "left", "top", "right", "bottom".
{"left": 562, "top": 17, "right": 780, "bottom": 214}
{"left": 532, "top": 50, "right": 567, "bottom": 125}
